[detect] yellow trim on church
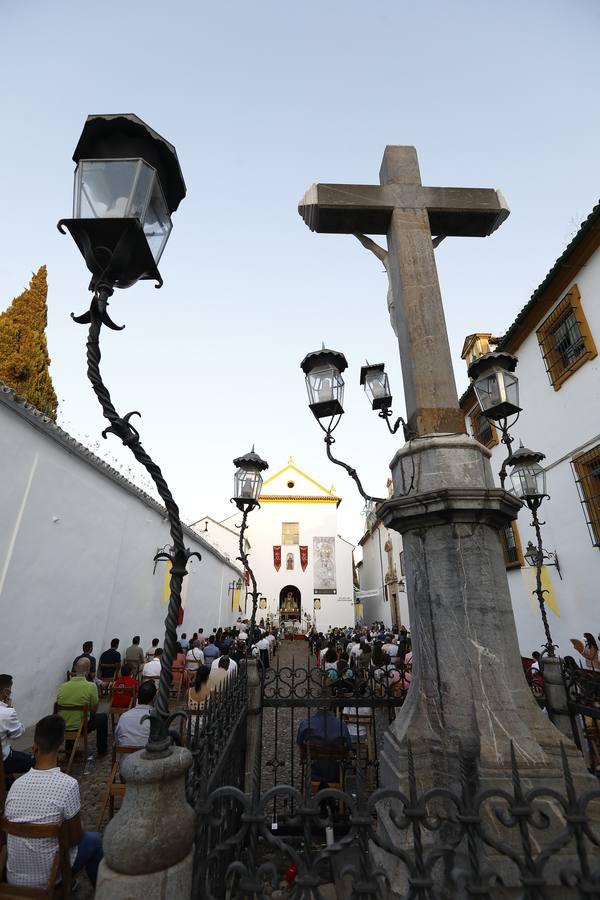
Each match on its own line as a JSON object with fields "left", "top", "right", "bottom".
{"left": 260, "top": 495, "right": 339, "bottom": 504}
{"left": 261, "top": 463, "right": 336, "bottom": 497}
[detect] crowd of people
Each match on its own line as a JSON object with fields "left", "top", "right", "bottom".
{"left": 0, "top": 617, "right": 278, "bottom": 891}
{"left": 6, "top": 618, "right": 593, "bottom": 890}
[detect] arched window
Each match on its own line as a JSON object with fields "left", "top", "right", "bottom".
{"left": 286, "top": 553, "right": 294, "bottom": 570}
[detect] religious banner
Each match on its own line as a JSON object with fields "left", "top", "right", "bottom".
{"left": 232, "top": 586, "right": 241, "bottom": 612}
{"left": 300, "top": 545, "right": 308, "bottom": 571}
{"left": 313, "top": 536, "right": 337, "bottom": 594}
{"left": 273, "top": 546, "right": 281, "bottom": 571}
{"left": 244, "top": 569, "right": 250, "bottom": 586}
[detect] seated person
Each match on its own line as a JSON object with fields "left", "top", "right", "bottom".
{"left": 210, "top": 651, "right": 237, "bottom": 673}
{"left": 124, "top": 636, "right": 145, "bottom": 674}
{"left": 296, "top": 704, "right": 351, "bottom": 787}
{"left": 0, "top": 673, "right": 33, "bottom": 778}
{"left": 111, "top": 663, "right": 138, "bottom": 709}
{"left": 115, "top": 680, "right": 156, "bottom": 750}
{"left": 98, "top": 638, "right": 121, "bottom": 681}
{"left": 185, "top": 641, "right": 204, "bottom": 672}
{"left": 72, "top": 640, "right": 97, "bottom": 681}
{"left": 56, "top": 658, "right": 108, "bottom": 755}
{"left": 4, "top": 714, "right": 103, "bottom": 888}
{"left": 203, "top": 636, "right": 220, "bottom": 663}
{"left": 145, "top": 638, "right": 160, "bottom": 661}
{"left": 142, "top": 648, "right": 163, "bottom": 677}
{"left": 208, "top": 656, "right": 233, "bottom": 692}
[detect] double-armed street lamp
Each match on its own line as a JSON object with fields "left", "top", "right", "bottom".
{"left": 469, "top": 352, "right": 557, "bottom": 657}
{"left": 300, "top": 346, "right": 410, "bottom": 505}
{"left": 59, "top": 114, "right": 198, "bottom": 753}
{"left": 232, "top": 448, "right": 269, "bottom": 642}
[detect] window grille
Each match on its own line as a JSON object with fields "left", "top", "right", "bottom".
{"left": 537, "top": 285, "right": 597, "bottom": 389}
{"left": 572, "top": 445, "right": 600, "bottom": 547}
{"left": 282, "top": 522, "right": 299, "bottom": 545}
{"left": 499, "top": 522, "right": 524, "bottom": 568}
{"left": 469, "top": 406, "right": 498, "bottom": 449}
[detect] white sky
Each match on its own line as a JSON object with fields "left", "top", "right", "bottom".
{"left": 1, "top": 0, "right": 599, "bottom": 542}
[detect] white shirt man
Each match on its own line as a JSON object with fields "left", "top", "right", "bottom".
{"left": 115, "top": 704, "right": 152, "bottom": 749}
{"left": 185, "top": 645, "right": 204, "bottom": 672}
{"left": 210, "top": 655, "right": 237, "bottom": 674}
{"left": 0, "top": 700, "right": 25, "bottom": 762}
{"left": 142, "top": 656, "right": 162, "bottom": 677}
{"left": 382, "top": 640, "right": 399, "bottom": 658}
{"left": 255, "top": 637, "right": 270, "bottom": 654}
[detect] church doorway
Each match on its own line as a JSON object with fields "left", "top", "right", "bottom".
{"left": 279, "top": 585, "right": 301, "bottom": 621}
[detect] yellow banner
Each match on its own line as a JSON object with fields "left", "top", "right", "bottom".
{"left": 232, "top": 587, "right": 241, "bottom": 612}
{"left": 522, "top": 565, "right": 559, "bottom": 617}
{"left": 161, "top": 560, "right": 172, "bottom": 606}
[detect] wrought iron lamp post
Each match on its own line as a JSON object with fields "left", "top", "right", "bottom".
{"left": 360, "top": 362, "right": 408, "bottom": 438}
{"left": 59, "top": 114, "right": 195, "bottom": 753}
{"left": 508, "top": 443, "right": 557, "bottom": 657}
{"left": 468, "top": 351, "right": 521, "bottom": 488}
{"left": 232, "top": 448, "right": 269, "bottom": 641}
{"left": 300, "top": 346, "right": 385, "bottom": 504}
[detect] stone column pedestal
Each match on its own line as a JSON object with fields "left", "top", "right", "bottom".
{"left": 243, "top": 658, "right": 262, "bottom": 794}
{"left": 95, "top": 746, "right": 194, "bottom": 899}
{"left": 377, "top": 434, "right": 592, "bottom": 795}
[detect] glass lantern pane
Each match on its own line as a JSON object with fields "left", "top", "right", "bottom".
{"left": 366, "top": 370, "right": 390, "bottom": 402}
{"left": 235, "top": 468, "right": 262, "bottom": 501}
{"left": 75, "top": 160, "right": 141, "bottom": 219}
{"left": 474, "top": 373, "right": 500, "bottom": 411}
{"left": 307, "top": 366, "right": 344, "bottom": 405}
{"left": 504, "top": 371, "right": 519, "bottom": 409}
{"left": 143, "top": 176, "right": 172, "bottom": 263}
{"left": 128, "top": 162, "right": 154, "bottom": 219}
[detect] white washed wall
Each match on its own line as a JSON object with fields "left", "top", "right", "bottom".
{"left": 0, "top": 390, "right": 242, "bottom": 728}
{"left": 358, "top": 523, "right": 408, "bottom": 628}
{"left": 465, "top": 245, "right": 600, "bottom": 657}
{"left": 243, "top": 501, "right": 356, "bottom": 629}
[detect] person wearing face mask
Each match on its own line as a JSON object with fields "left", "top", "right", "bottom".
{"left": 0, "top": 673, "right": 33, "bottom": 779}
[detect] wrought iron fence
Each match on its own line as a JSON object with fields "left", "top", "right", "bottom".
{"left": 260, "top": 657, "right": 407, "bottom": 797}
{"left": 564, "top": 663, "right": 600, "bottom": 775}
{"left": 187, "top": 664, "right": 249, "bottom": 898}
{"left": 198, "top": 740, "right": 600, "bottom": 900}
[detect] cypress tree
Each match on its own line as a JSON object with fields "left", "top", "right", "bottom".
{"left": 0, "top": 266, "right": 58, "bottom": 420}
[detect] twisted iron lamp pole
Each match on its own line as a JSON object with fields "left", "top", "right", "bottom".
{"left": 72, "top": 284, "right": 198, "bottom": 751}
{"left": 236, "top": 503, "right": 260, "bottom": 642}
{"left": 525, "top": 495, "right": 557, "bottom": 659}
{"left": 232, "top": 449, "right": 268, "bottom": 643}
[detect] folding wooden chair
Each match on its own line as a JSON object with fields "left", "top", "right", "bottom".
{"left": 0, "top": 816, "right": 72, "bottom": 897}
{"left": 96, "top": 744, "right": 142, "bottom": 830}
{"left": 342, "top": 711, "right": 374, "bottom": 762}
{"left": 300, "top": 743, "right": 350, "bottom": 800}
{"left": 98, "top": 663, "right": 120, "bottom": 696}
{"left": 53, "top": 704, "right": 88, "bottom": 775}
{"left": 109, "top": 685, "right": 137, "bottom": 736}
{"left": 170, "top": 666, "right": 186, "bottom": 700}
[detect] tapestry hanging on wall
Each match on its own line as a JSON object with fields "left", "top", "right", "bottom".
{"left": 313, "top": 536, "right": 336, "bottom": 594}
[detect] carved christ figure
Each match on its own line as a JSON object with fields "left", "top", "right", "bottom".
{"left": 353, "top": 232, "right": 445, "bottom": 338}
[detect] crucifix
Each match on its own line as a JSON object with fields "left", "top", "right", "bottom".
{"left": 298, "top": 146, "right": 509, "bottom": 437}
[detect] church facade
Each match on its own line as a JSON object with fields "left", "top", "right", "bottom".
{"left": 219, "top": 461, "right": 356, "bottom": 630}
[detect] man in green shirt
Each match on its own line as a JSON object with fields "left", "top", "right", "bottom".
{"left": 56, "top": 659, "right": 108, "bottom": 755}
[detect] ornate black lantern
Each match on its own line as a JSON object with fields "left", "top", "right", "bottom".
{"left": 468, "top": 351, "right": 521, "bottom": 421}
{"left": 509, "top": 444, "right": 547, "bottom": 503}
{"left": 360, "top": 362, "right": 392, "bottom": 411}
{"left": 59, "top": 113, "right": 186, "bottom": 289}
{"left": 300, "top": 346, "right": 348, "bottom": 420}
{"left": 233, "top": 448, "right": 269, "bottom": 510}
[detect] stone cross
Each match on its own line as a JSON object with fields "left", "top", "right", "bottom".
{"left": 298, "top": 146, "right": 509, "bottom": 436}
